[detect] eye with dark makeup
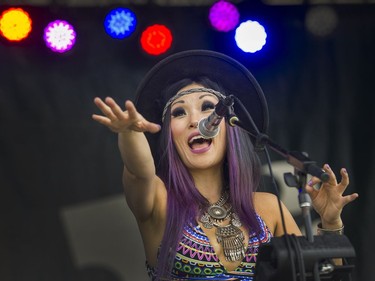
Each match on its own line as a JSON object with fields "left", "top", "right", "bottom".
{"left": 171, "top": 107, "right": 186, "bottom": 118}
{"left": 202, "top": 100, "right": 215, "bottom": 111}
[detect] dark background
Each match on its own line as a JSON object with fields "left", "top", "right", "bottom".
{"left": 1, "top": 2, "right": 374, "bottom": 281}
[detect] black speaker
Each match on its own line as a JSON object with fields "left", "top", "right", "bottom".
{"left": 255, "top": 234, "right": 356, "bottom": 281}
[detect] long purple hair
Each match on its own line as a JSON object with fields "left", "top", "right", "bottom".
{"left": 154, "top": 77, "right": 262, "bottom": 280}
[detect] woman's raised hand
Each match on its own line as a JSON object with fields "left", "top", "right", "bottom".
{"left": 305, "top": 164, "right": 359, "bottom": 228}
{"left": 92, "top": 97, "right": 161, "bottom": 134}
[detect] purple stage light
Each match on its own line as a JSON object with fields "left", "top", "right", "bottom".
{"left": 44, "top": 20, "right": 76, "bottom": 53}
{"left": 209, "top": 0, "right": 240, "bottom": 32}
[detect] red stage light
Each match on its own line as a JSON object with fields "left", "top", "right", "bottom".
{"left": 140, "top": 24, "right": 172, "bottom": 56}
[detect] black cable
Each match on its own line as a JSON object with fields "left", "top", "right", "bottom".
{"left": 290, "top": 235, "right": 307, "bottom": 281}
{"left": 230, "top": 95, "right": 298, "bottom": 281}
{"left": 264, "top": 146, "right": 297, "bottom": 281}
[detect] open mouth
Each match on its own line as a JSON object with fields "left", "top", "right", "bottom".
{"left": 188, "top": 135, "right": 212, "bottom": 150}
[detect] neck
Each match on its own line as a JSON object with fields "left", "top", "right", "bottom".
{"left": 190, "top": 167, "right": 225, "bottom": 204}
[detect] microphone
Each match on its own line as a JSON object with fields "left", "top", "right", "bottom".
{"left": 198, "top": 96, "right": 233, "bottom": 139}
{"left": 287, "top": 151, "right": 330, "bottom": 182}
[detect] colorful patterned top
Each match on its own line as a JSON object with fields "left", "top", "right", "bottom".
{"left": 146, "top": 214, "right": 272, "bottom": 280}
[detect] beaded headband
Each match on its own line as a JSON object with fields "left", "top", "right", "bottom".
{"left": 161, "top": 87, "right": 226, "bottom": 122}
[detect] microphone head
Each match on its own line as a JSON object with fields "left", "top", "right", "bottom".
{"left": 198, "top": 118, "right": 220, "bottom": 139}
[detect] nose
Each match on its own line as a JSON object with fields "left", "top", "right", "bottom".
{"left": 189, "top": 109, "right": 202, "bottom": 128}
{"left": 190, "top": 120, "right": 198, "bottom": 128}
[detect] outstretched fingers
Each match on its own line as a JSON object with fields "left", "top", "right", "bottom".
{"left": 92, "top": 97, "right": 131, "bottom": 133}
{"left": 323, "top": 164, "right": 338, "bottom": 186}
{"left": 92, "top": 113, "right": 111, "bottom": 126}
{"left": 124, "top": 100, "right": 138, "bottom": 120}
{"left": 305, "top": 164, "right": 359, "bottom": 222}
{"left": 326, "top": 167, "right": 352, "bottom": 200}
{"left": 338, "top": 168, "right": 349, "bottom": 189}
{"left": 93, "top": 97, "right": 161, "bottom": 134}
{"left": 342, "top": 192, "right": 359, "bottom": 207}
{"left": 93, "top": 97, "right": 117, "bottom": 120}
{"left": 339, "top": 168, "right": 359, "bottom": 205}
{"left": 104, "top": 97, "right": 127, "bottom": 120}
{"left": 320, "top": 165, "right": 351, "bottom": 196}
{"left": 125, "top": 100, "right": 161, "bottom": 133}
{"left": 144, "top": 120, "right": 161, "bottom": 133}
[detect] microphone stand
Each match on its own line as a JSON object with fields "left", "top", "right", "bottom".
{"left": 227, "top": 116, "right": 356, "bottom": 281}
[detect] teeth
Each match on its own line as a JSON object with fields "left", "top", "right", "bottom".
{"left": 189, "top": 135, "right": 204, "bottom": 144}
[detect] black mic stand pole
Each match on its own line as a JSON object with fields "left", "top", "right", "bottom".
{"left": 229, "top": 120, "right": 356, "bottom": 281}
{"left": 253, "top": 133, "right": 323, "bottom": 281}
{"left": 283, "top": 154, "right": 320, "bottom": 281}
{"left": 252, "top": 132, "right": 328, "bottom": 245}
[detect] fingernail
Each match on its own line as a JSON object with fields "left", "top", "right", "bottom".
{"left": 342, "top": 168, "right": 347, "bottom": 174}
{"left": 307, "top": 180, "right": 313, "bottom": 186}
{"left": 325, "top": 164, "right": 330, "bottom": 170}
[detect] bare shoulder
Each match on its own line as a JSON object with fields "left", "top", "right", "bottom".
{"left": 253, "top": 191, "right": 279, "bottom": 210}
{"left": 253, "top": 192, "right": 281, "bottom": 218}
{"left": 253, "top": 191, "right": 301, "bottom": 236}
{"left": 253, "top": 192, "right": 279, "bottom": 233}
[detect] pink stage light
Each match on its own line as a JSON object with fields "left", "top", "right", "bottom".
{"left": 44, "top": 20, "right": 76, "bottom": 53}
{"left": 209, "top": 0, "right": 240, "bottom": 32}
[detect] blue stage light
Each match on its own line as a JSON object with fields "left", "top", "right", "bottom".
{"left": 104, "top": 7, "right": 137, "bottom": 39}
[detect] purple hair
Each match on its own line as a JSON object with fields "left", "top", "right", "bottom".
{"left": 154, "top": 77, "right": 262, "bottom": 280}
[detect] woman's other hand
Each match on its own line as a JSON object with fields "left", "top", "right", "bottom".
{"left": 306, "top": 164, "right": 359, "bottom": 228}
{"left": 92, "top": 97, "right": 161, "bottom": 134}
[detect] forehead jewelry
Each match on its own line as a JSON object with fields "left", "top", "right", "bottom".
{"left": 161, "top": 87, "right": 226, "bottom": 122}
{"left": 199, "top": 191, "right": 245, "bottom": 262}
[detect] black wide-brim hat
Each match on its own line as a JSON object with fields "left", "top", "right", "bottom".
{"left": 135, "top": 49, "right": 269, "bottom": 161}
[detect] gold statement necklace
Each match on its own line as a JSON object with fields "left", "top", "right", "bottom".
{"left": 199, "top": 191, "right": 245, "bottom": 261}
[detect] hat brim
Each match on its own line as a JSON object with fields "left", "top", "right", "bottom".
{"left": 135, "top": 50, "right": 269, "bottom": 157}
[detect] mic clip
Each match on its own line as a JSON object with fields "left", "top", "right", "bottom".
{"left": 254, "top": 133, "right": 269, "bottom": 152}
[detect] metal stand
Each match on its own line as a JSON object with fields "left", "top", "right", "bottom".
{"left": 251, "top": 142, "right": 356, "bottom": 281}
{"left": 255, "top": 234, "right": 356, "bottom": 281}
{"left": 225, "top": 104, "right": 356, "bottom": 281}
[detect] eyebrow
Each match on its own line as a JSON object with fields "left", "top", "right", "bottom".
{"left": 171, "top": 93, "right": 217, "bottom": 107}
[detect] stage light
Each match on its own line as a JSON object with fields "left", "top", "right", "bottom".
{"left": 305, "top": 6, "right": 338, "bottom": 37}
{"left": 104, "top": 7, "right": 137, "bottom": 39}
{"left": 0, "top": 7, "right": 32, "bottom": 42}
{"left": 209, "top": 0, "right": 240, "bottom": 32}
{"left": 235, "top": 20, "right": 267, "bottom": 53}
{"left": 43, "top": 20, "right": 76, "bottom": 53}
{"left": 140, "top": 24, "right": 172, "bottom": 56}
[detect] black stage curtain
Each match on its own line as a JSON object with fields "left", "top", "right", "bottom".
{"left": 0, "top": 4, "right": 374, "bottom": 281}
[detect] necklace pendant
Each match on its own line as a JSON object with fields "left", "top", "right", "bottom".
{"left": 231, "top": 212, "right": 242, "bottom": 227}
{"left": 215, "top": 224, "right": 245, "bottom": 262}
{"left": 199, "top": 191, "right": 245, "bottom": 261}
{"left": 207, "top": 205, "right": 228, "bottom": 221}
{"left": 200, "top": 213, "right": 213, "bottom": 229}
